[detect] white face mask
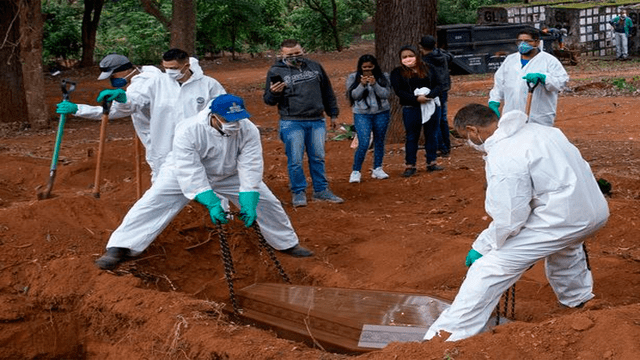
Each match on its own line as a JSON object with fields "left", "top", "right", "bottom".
{"left": 166, "top": 64, "right": 187, "bottom": 81}
{"left": 221, "top": 122, "right": 240, "bottom": 133}
{"left": 467, "top": 136, "right": 486, "bottom": 153}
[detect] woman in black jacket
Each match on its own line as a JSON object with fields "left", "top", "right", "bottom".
{"left": 390, "top": 45, "right": 444, "bottom": 177}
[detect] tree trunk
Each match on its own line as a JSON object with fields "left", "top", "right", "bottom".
{"left": 170, "top": 0, "right": 196, "bottom": 55}
{"left": 375, "top": 0, "right": 437, "bottom": 144}
{"left": 80, "top": 0, "right": 105, "bottom": 67}
{"left": 0, "top": 0, "right": 46, "bottom": 131}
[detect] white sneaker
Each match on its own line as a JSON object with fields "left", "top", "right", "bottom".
{"left": 371, "top": 167, "right": 389, "bottom": 179}
{"left": 349, "top": 171, "right": 361, "bottom": 183}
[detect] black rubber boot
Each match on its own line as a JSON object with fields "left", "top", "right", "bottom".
{"left": 95, "top": 247, "right": 130, "bottom": 270}
{"left": 281, "top": 244, "right": 314, "bottom": 258}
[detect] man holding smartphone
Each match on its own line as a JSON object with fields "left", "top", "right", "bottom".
{"left": 263, "top": 39, "right": 343, "bottom": 208}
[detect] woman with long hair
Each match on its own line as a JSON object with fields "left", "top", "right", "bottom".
{"left": 346, "top": 54, "right": 392, "bottom": 183}
{"left": 390, "top": 45, "right": 444, "bottom": 177}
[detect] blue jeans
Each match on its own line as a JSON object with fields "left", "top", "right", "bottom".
{"left": 279, "top": 119, "right": 328, "bottom": 194}
{"left": 436, "top": 91, "right": 450, "bottom": 153}
{"left": 352, "top": 110, "right": 390, "bottom": 171}
{"left": 402, "top": 106, "right": 439, "bottom": 166}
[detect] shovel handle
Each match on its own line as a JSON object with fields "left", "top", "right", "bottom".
{"left": 92, "top": 99, "right": 111, "bottom": 198}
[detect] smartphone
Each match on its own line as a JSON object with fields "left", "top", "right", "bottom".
{"left": 270, "top": 74, "right": 283, "bottom": 84}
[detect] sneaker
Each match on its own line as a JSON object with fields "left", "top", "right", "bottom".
{"left": 427, "top": 164, "right": 444, "bottom": 172}
{"left": 402, "top": 167, "right": 417, "bottom": 177}
{"left": 371, "top": 167, "right": 389, "bottom": 179}
{"left": 95, "top": 247, "right": 130, "bottom": 270}
{"left": 292, "top": 191, "right": 307, "bottom": 207}
{"left": 349, "top": 171, "right": 361, "bottom": 183}
{"left": 312, "top": 188, "right": 344, "bottom": 203}
{"left": 280, "top": 244, "right": 314, "bottom": 257}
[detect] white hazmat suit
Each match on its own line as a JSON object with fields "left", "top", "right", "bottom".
{"left": 75, "top": 58, "right": 226, "bottom": 180}
{"left": 424, "top": 110, "right": 609, "bottom": 342}
{"left": 105, "top": 107, "right": 299, "bottom": 255}
{"left": 489, "top": 51, "right": 568, "bottom": 126}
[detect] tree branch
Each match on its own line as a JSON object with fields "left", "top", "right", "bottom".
{"left": 139, "top": 0, "right": 171, "bottom": 29}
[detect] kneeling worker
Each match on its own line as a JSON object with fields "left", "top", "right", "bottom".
{"left": 424, "top": 104, "right": 609, "bottom": 341}
{"left": 95, "top": 94, "right": 313, "bottom": 270}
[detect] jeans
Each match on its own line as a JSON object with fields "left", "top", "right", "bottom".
{"left": 436, "top": 91, "right": 450, "bottom": 153}
{"left": 402, "top": 105, "right": 439, "bottom": 166}
{"left": 614, "top": 32, "right": 628, "bottom": 58}
{"left": 279, "top": 119, "right": 328, "bottom": 194}
{"left": 352, "top": 110, "right": 390, "bottom": 171}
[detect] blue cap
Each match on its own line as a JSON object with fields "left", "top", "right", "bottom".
{"left": 209, "top": 94, "right": 250, "bottom": 122}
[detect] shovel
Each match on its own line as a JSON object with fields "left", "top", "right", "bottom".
{"left": 92, "top": 99, "right": 112, "bottom": 198}
{"left": 524, "top": 78, "right": 541, "bottom": 117}
{"left": 37, "top": 79, "right": 76, "bottom": 200}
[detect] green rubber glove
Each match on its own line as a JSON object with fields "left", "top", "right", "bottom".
{"left": 488, "top": 101, "right": 501, "bottom": 118}
{"left": 522, "top": 73, "right": 546, "bottom": 85}
{"left": 195, "top": 190, "right": 228, "bottom": 224}
{"left": 56, "top": 100, "right": 78, "bottom": 115}
{"left": 465, "top": 249, "right": 483, "bottom": 267}
{"left": 238, "top": 191, "right": 260, "bottom": 227}
{"left": 96, "top": 88, "right": 127, "bottom": 103}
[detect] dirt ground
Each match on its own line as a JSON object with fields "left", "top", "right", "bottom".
{"left": 2, "top": 41, "right": 640, "bottom": 359}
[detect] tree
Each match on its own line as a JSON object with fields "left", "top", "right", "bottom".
{"left": 1, "top": 0, "right": 46, "bottom": 130}
{"left": 375, "top": 0, "right": 437, "bottom": 143}
{"left": 80, "top": 0, "right": 105, "bottom": 67}
{"left": 140, "top": 0, "right": 196, "bottom": 54}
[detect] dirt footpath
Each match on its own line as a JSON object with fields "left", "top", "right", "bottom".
{"left": 2, "top": 41, "right": 640, "bottom": 359}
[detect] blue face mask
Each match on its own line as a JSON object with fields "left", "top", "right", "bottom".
{"left": 110, "top": 77, "right": 128, "bottom": 88}
{"left": 518, "top": 41, "right": 535, "bottom": 55}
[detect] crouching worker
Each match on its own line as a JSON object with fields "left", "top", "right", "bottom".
{"left": 95, "top": 94, "right": 313, "bottom": 270}
{"left": 424, "top": 104, "right": 609, "bottom": 342}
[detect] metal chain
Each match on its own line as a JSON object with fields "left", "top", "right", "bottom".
{"left": 583, "top": 243, "right": 591, "bottom": 271}
{"left": 249, "top": 221, "right": 291, "bottom": 284}
{"left": 495, "top": 283, "right": 517, "bottom": 325}
{"left": 215, "top": 222, "right": 241, "bottom": 315}
{"left": 213, "top": 211, "right": 292, "bottom": 314}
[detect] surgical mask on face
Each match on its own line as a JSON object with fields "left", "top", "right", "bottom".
{"left": 110, "top": 68, "right": 137, "bottom": 88}
{"left": 221, "top": 122, "right": 240, "bottom": 133}
{"left": 166, "top": 64, "right": 187, "bottom": 81}
{"left": 517, "top": 41, "right": 535, "bottom": 54}
{"left": 401, "top": 56, "right": 416, "bottom": 67}
{"left": 110, "top": 77, "right": 128, "bottom": 88}
{"left": 467, "top": 135, "right": 486, "bottom": 153}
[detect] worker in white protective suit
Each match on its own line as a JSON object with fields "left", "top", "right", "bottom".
{"left": 56, "top": 49, "right": 226, "bottom": 181}
{"left": 424, "top": 104, "right": 609, "bottom": 342}
{"left": 488, "top": 28, "right": 569, "bottom": 126}
{"left": 94, "top": 94, "right": 313, "bottom": 270}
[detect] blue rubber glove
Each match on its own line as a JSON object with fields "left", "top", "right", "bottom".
{"left": 56, "top": 100, "right": 78, "bottom": 115}
{"left": 465, "top": 249, "right": 483, "bottom": 267}
{"left": 488, "top": 101, "right": 501, "bottom": 118}
{"left": 96, "top": 88, "right": 127, "bottom": 103}
{"left": 522, "top": 73, "right": 546, "bottom": 85}
{"left": 238, "top": 191, "right": 260, "bottom": 227}
{"left": 195, "top": 190, "right": 228, "bottom": 224}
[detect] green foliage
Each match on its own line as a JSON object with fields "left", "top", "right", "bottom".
{"left": 196, "top": 0, "right": 276, "bottom": 56}
{"left": 289, "top": 0, "right": 369, "bottom": 52}
{"left": 96, "top": 0, "right": 170, "bottom": 64}
{"left": 42, "top": 1, "right": 83, "bottom": 65}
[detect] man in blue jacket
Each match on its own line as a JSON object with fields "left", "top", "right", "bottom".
{"left": 264, "top": 39, "right": 344, "bottom": 207}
